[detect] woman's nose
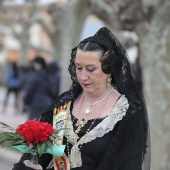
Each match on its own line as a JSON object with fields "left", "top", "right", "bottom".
{"left": 79, "top": 70, "right": 88, "bottom": 80}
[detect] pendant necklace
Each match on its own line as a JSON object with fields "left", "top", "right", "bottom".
{"left": 84, "top": 88, "right": 113, "bottom": 116}
{"left": 65, "top": 89, "right": 112, "bottom": 168}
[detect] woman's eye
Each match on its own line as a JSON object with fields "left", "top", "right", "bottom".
{"left": 76, "top": 67, "right": 82, "bottom": 70}
{"left": 88, "top": 68, "right": 95, "bottom": 72}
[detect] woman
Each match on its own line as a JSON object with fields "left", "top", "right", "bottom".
{"left": 23, "top": 56, "right": 52, "bottom": 120}
{"left": 13, "top": 27, "right": 150, "bottom": 170}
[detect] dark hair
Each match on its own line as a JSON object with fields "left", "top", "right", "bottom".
{"left": 78, "top": 41, "right": 107, "bottom": 58}
{"left": 78, "top": 41, "right": 112, "bottom": 75}
{"left": 32, "top": 56, "right": 46, "bottom": 69}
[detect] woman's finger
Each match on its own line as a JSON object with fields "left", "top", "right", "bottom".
{"left": 23, "top": 160, "right": 43, "bottom": 170}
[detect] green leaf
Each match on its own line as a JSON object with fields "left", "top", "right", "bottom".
{"left": 36, "top": 116, "right": 41, "bottom": 122}
{"left": 49, "top": 136, "right": 55, "bottom": 141}
{"left": 38, "top": 143, "right": 46, "bottom": 156}
{"left": 30, "top": 155, "right": 38, "bottom": 165}
{"left": 29, "top": 143, "right": 34, "bottom": 150}
{"left": 39, "top": 143, "right": 46, "bottom": 156}
{"left": 18, "top": 136, "right": 25, "bottom": 141}
{"left": 0, "top": 138, "right": 18, "bottom": 148}
{"left": 0, "top": 137, "right": 7, "bottom": 144}
{"left": 10, "top": 144, "right": 31, "bottom": 153}
{"left": 0, "top": 122, "right": 15, "bottom": 131}
{"left": 1, "top": 132, "right": 15, "bottom": 138}
{"left": 46, "top": 141, "right": 52, "bottom": 150}
{"left": 10, "top": 139, "right": 25, "bottom": 145}
{"left": 36, "top": 143, "right": 41, "bottom": 156}
{"left": 14, "top": 132, "right": 22, "bottom": 137}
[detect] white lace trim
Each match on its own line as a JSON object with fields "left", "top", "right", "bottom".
{"left": 65, "top": 95, "right": 129, "bottom": 168}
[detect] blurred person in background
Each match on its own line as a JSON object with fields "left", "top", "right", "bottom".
{"left": 23, "top": 56, "right": 52, "bottom": 120}
{"left": 3, "top": 61, "right": 21, "bottom": 112}
{"left": 47, "top": 60, "right": 61, "bottom": 100}
{"left": 19, "top": 65, "right": 33, "bottom": 114}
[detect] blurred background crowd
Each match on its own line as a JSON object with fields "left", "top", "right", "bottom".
{"left": 0, "top": 0, "right": 169, "bottom": 170}
{"left": 1, "top": 56, "right": 60, "bottom": 119}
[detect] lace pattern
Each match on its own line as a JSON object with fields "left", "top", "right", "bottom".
{"left": 65, "top": 95, "right": 129, "bottom": 168}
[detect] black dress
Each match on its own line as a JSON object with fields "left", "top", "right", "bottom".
{"left": 12, "top": 91, "right": 146, "bottom": 170}
{"left": 69, "top": 117, "right": 114, "bottom": 170}
{"left": 38, "top": 119, "right": 114, "bottom": 170}
{"left": 38, "top": 96, "right": 123, "bottom": 170}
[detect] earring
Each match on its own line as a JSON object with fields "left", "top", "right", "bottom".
{"left": 106, "top": 74, "right": 112, "bottom": 87}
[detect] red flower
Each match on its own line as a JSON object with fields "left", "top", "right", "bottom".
{"left": 16, "top": 120, "right": 54, "bottom": 146}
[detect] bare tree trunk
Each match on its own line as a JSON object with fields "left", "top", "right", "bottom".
{"left": 55, "top": 22, "right": 87, "bottom": 93}
{"left": 137, "top": 1, "right": 170, "bottom": 169}
{"left": 19, "top": 43, "right": 28, "bottom": 65}
{"left": 52, "top": 0, "right": 90, "bottom": 93}
{"left": 18, "top": 26, "right": 30, "bottom": 65}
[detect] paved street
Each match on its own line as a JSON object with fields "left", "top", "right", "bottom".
{"left": 0, "top": 87, "right": 28, "bottom": 170}
{"left": 0, "top": 149, "right": 22, "bottom": 170}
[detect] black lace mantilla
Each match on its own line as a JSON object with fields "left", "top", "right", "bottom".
{"left": 12, "top": 27, "right": 150, "bottom": 170}
{"left": 68, "top": 27, "right": 150, "bottom": 170}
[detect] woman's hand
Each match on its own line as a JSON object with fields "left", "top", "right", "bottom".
{"left": 23, "top": 160, "right": 43, "bottom": 170}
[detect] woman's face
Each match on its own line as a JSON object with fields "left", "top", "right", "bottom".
{"left": 75, "top": 49, "right": 108, "bottom": 96}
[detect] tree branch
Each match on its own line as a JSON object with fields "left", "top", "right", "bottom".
{"left": 30, "top": 14, "right": 54, "bottom": 39}
{"left": 16, "top": 38, "right": 54, "bottom": 55}
{"left": 69, "top": 0, "right": 90, "bottom": 12}
{"left": 90, "top": 0, "right": 120, "bottom": 29}
{"left": 27, "top": 43, "right": 54, "bottom": 56}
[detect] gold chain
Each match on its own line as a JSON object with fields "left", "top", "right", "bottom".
{"left": 80, "top": 90, "right": 112, "bottom": 142}
{"left": 84, "top": 88, "right": 113, "bottom": 116}
{"left": 66, "top": 90, "right": 113, "bottom": 167}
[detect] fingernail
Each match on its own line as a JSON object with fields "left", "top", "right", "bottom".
{"left": 23, "top": 160, "right": 30, "bottom": 166}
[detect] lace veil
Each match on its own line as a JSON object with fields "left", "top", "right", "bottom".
{"left": 68, "top": 27, "right": 150, "bottom": 170}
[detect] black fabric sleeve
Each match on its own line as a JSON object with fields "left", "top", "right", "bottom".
{"left": 97, "top": 103, "right": 145, "bottom": 170}
{"left": 38, "top": 153, "right": 53, "bottom": 170}
{"left": 12, "top": 153, "right": 53, "bottom": 170}
{"left": 12, "top": 153, "right": 33, "bottom": 170}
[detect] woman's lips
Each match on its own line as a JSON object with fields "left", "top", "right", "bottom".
{"left": 82, "top": 83, "right": 90, "bottom": 87}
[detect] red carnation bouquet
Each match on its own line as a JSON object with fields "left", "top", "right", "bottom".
{"left": 0, "top": 120, "right": 65, "bottom": 165}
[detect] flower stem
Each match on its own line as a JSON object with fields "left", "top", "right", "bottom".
{"left": 31, "top": 154, "right": 39, "bottom": 165}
